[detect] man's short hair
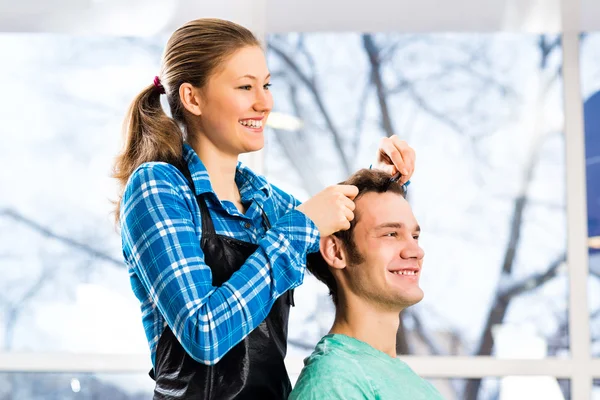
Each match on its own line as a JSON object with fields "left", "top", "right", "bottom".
{"left": 306, "top": 169, "right": 407, "bottom": 305}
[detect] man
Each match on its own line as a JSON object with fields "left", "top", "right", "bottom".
{"left": 289, "top": 169, "right": 444, "bottom": 400}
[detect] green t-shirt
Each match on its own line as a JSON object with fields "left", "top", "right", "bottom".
{"left": 289, "top": 334, "right": 445, "bottom": 400}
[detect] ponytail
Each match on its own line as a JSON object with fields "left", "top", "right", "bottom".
{"left": 113, "top": 84, "right": 184, "bottom": 222}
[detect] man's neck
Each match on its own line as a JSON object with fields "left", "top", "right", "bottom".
{"left": 191, "top": 137, "right": 241, "bottom": 206}
{"left": 329, "top": 295, "right": 402, "bottom": 358}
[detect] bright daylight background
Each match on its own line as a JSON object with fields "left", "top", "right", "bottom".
{"left": 0, "top": 1, "right": 598, "bottom": 398}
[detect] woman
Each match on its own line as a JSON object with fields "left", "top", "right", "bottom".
{"left": 114, "top": 18, "right": 415, "bottom": 400}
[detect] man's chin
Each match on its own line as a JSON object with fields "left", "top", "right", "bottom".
{"left": 395, "top": 288, "right": 424, "bottom": 308}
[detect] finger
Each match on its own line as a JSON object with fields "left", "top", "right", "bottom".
{"left": 343, "top": 206, "right": 354, "bottom": 221}
{"left": 401, "top": 166, "right": 414, "bottom": 185}
{"left": 396, "top": 141, "right": 415, "bottom": 171}
{"left": 389, "top": 136, "right": 412, "bottom": 177}
{"left": 397, "top": 157, "right": 413, "bottom": 184}
{"left": 344, "top": 207, "right": 355, "bottom": 222}
{"left": 341, "top": 196, "right": 356, "bottom": 211}
{"left": 401, "top": 148, "right": 415, "bottom": 181}
{"left": 401, "top": 155, "right": 415, "bottom": 184}
{"left": 379, "top": 138, "right": 405, "bottom": 175}
{"left": 390, "top": 137, "right": 416, "bottom": 183}
{"left": 376, "top": 163, "right": 397, "bottom": 175}
{"left": 339, "top": 216, "right": 352, "bottom": 231}
{"left": 336, "top": 184, "right": 359, "bottom": 199}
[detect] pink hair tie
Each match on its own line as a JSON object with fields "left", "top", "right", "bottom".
{"left": 153, "top": 76, "right": 165, "bottom": 94}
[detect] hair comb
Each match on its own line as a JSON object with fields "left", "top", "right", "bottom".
{"left": 385, "top": 172, "right": 410, "bottom": 193}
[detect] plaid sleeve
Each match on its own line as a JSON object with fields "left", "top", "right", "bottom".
{"left": 269, "top": 183, "right": 320, "bottom": 254}
{"left": 121, "top": 163, "right": 320, "bottom": 365}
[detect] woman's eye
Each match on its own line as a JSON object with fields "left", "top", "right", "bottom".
{"left": 264, "top": 83, "right": 272, "bottom": 90}
{"left": 384, "top": 232, "right": 397, "bottom": 237}
{"left": 239, "top": 85, "right": 252, "bottom": 90}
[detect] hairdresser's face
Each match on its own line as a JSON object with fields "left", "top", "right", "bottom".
{"left": 338, "top": 192, "right": 425, "bottom": 311}
{"left": 198, "top": 46, "right": 272, "bottom": 156}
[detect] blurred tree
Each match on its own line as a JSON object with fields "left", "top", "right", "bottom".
{"left": 266, "top": 33, "right": 585, "bottom": 400}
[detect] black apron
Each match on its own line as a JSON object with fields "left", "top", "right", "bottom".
{"left": 149, "top": 162, "right": 294, "bottom": 399}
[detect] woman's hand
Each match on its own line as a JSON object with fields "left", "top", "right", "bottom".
{"left": 374, "top": 135, "right": 415, "bottom": 185}
{"left": 296, "top": 185, "right": 359, "bottom": 236}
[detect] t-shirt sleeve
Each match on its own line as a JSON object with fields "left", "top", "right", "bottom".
{"left": 289, "top": 356, "right": 375, "bottom": 400}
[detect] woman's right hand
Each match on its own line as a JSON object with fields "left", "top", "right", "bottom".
{"left": 296, "top": 185, "right": 359, "bottom": 236}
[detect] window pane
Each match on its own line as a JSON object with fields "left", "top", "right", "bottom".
{"left": 0, "top": 35, "right": 163, "bottom": 354}
{"left": 581, "top": 32, "right": 600, "bottom": 358}
{"left": 266, "top": 33, "right": 568, "bottom": 358}
{"left": 0, "top": 372, "right": 153, "bottom": 399}
{"left": 428, "top": 378, "right": 570, "bottom": 400}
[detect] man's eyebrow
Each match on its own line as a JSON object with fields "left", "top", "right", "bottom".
{"left": 374, "top": 222, "right": 421, "bottom": 232}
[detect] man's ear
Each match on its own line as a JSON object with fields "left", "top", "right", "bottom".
{"left": 319, "top": 235, "right": 347, "bottom": 270}
{"left": 179, "top": 82, "right": 203, "bottom": 116}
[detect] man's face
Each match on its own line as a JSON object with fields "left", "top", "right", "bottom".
{"left": 339, "top": 191, "right": 425, "bottom": 310}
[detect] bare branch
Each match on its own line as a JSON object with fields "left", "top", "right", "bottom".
{"left": 463, "top": 65, "right": 515, "bottom": 98}
{"left": 351, "top": 80, "right": 372, "bottom": 161}
{"left": 362, "top": 34, "right": 395, "bottom": 138}
{"left": 296, "top": 35, "right": 319, "bottom": 83}
{"left": 270, "top": 80, "right": 325, "bottom": 196}
{"left": 409, "top": 311, "right": 444, "bottom": 356}
{"left": 2, "top": 259, "right": 57, "bottom": 350}
{"left": 0, "top": 208, "right": 124, "bottom": 268}
{"left": 465, "top": 121, "right": 558, "bottom": 400}
{"left": 498, "top": 253, "right": 566, "bottom": 300}
{"left": 538, "top": 35, "right": 561, "bottom": 69}
{"left": 464, "top": 253, "right": 565, "bottom": 399}
{"left": 268, "top": 42, "right": 351, "bottom": 175}
{"left": 399, "top": 81, "right": 464, "bottom": 134}
{"left": 378, "top": 36, "right": 421, "bottom": 63}
{"left": 406, "top": 310, "right": 463, "bottom": 399}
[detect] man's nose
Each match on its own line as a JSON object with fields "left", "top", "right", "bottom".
{"left": 401, "top": 241, "right": 425, "bottom": 260}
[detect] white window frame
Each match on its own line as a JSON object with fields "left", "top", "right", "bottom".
{"left": 0, "top": 0, "right": 598, "bottom": 398}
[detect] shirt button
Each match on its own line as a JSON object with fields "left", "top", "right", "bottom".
{"left": 244, "top": 222, "right": 251, "bottom": 229}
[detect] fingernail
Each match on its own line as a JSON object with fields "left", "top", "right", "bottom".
{"left": 402, "top": 169, "right": 409, "bottom": 176}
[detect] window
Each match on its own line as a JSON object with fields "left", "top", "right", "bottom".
{"left": 428, "top": 378, "right": 570, "bottom": 400}
{"left": 266, "top": 33, "right": 568, "bottom": 365}
{"left": 0, "top": 34, "right": 161, "bottom": 396}
{"left": 0, "top": 373, "right": 153, "bottom": 399}
{"left": 1, "top": 12, "right": 597, "bottom": 400}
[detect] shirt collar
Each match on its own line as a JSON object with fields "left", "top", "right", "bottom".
{"left": 183, "top": 144, "right": 270, "bottom": 201}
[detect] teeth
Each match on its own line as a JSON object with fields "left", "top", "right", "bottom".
{"left": 239, "top": 119, "right": 263, "bottom": 128}
{"left": 391, "top": 270, "right": 417, "bottom": 276}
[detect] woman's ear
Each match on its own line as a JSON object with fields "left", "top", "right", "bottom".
{"left": 179, "top": 83, "right": 203, "bottom": 116}
{"left": 319, "top": 235, "right": 347, "bottom": 270}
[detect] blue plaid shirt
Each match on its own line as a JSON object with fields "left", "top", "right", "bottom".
{"left": 120, "top": 144, "right": 320, "bottom": 366}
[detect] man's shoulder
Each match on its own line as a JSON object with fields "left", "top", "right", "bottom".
{"left": 289, "top": 337, "right": 374, "bottom": 400}
{"left": 304, "top": 344, "right": 357, "bottom": 371}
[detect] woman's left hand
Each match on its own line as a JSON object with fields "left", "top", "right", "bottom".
{"left": 373, "top": 135, "right": 415, "bottom": 185}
